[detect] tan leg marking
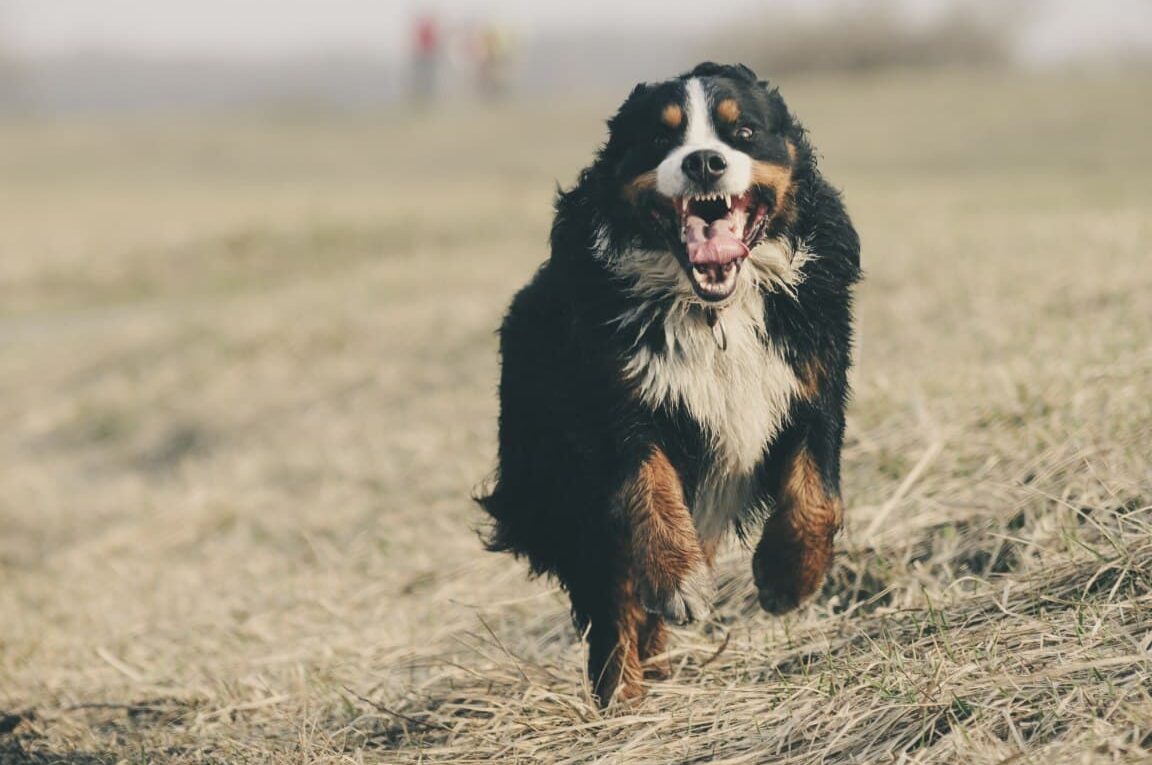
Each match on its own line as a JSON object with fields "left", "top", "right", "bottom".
{"left": 638, "top": 613, "right": 669, "bottom": 680}
{"left": 592, "top": 576, "right": 647, "bottom": 705}
{"left": 591, "top": 448, "right": 715, "bottom": 703}
{"left": 622, "top": 448, "right": 713, "bottom": 625}
{"left": 753, "top": 448, "right": 842, "bottom": 614}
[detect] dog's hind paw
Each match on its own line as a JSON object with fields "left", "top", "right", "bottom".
{"left": 639, "top": 565, "right": 714, "bottom": 625}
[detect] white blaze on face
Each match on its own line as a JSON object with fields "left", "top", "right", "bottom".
{"left": 655, "top": 78, "right": 752, "bottom": 198}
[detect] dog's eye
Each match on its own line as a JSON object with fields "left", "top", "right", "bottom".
{"left": 735, "top": 126, "right": 755, "bottom": 142}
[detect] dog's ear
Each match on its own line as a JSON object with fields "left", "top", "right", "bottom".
{"left": 622, "top": 81, "right": 652, "bottom": 104}
{"left": 606, "top": 82, "right": 649, "bottom": 132}
{"left": 687, "top": 62, "right": 759, "bottom": 83}
{"left": 601, "top": 81, "right": 653, "bottom": 164}
{"left": 606, "top": 81, "right": 651, "bottom": 130}
{"left": 758, "top": 81, "right": 796, "bottom": 134}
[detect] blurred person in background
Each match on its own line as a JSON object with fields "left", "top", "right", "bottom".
{"left": 473, "top": 20, "right": 514, "bottom": 101}
{"left": 410, "top": 9, "right": 441, "bottom": 104}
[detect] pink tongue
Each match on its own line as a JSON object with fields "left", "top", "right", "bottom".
{"left": 684, "top": 214, "right": 749, "bottom": 265}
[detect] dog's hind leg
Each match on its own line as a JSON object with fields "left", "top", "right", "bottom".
{"left": 585, "top": 576, "right": 647, "bottom": 706}
{"left": 638, "top": 612, "right": 669, "bottom": 679}
{"left": 752, "top": 442, "right": 843, "bottom": 614}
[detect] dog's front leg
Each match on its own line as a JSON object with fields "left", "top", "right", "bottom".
{"left": 752, "top": 441, "right": 843, "bottom": 614}
{"left": 586, "top": 446, "right": 712, "bottom": 706}
{"left": 622, "top": 447, "right": 714, "bottom": 626}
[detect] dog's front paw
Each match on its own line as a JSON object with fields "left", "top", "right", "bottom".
{"left": 754, "top": 574, "right": 803, "bottom": 615}
{"left": 753, "top": 526, "right": 832, "bottom": 615}
{"left": 638, "top": 564, "right": 714, "bottom": 625}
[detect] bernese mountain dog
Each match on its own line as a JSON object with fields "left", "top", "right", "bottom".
{"left": 479, "top": 62, "right": 861, "bottom": 705}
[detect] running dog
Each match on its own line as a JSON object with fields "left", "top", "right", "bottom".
{"left": 479, "top": 62, "right": 861, "bottom": 704}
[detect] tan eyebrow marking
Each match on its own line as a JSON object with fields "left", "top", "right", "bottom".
{"left": 716, "top": 98, "right": 741, "bottom": 124}
{"left": 661, "top": 103, "right": 683, "bottom": 129}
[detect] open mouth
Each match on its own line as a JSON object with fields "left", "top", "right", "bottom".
{"left": 666, "top": 190, "right": 772, "bottom": 302}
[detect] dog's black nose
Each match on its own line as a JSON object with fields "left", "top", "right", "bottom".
{"left": 681, "top": 149, "right": 727, "bottom": 186}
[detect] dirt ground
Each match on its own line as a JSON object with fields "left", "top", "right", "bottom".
{"left": 2, "top": 71, "right": 1150, "bottom": 764}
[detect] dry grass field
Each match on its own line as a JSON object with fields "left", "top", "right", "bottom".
{"left": 2, "top": 71, "right": 1151, "bottom": 764}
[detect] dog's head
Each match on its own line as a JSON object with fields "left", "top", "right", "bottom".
{"left": 589, "top": 63, "right": 805, "bottom": 304}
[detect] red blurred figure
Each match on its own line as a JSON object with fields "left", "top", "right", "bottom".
{"left": 410, "top": 12, "right": 441, "bottom": 104}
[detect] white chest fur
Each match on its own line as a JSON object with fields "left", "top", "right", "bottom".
{"left": 613, "top": 246, "right": 803, "bottom": 541}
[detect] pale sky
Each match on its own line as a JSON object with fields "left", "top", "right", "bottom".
{"left": 2, "top": 0, "right": 1150, "bottom": 63}
{"left": 0, "top": 0, "right": 772, "bottom": 59}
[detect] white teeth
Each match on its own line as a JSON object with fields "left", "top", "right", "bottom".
{"left": 679, "top": 191, "right": 742, "bottom": 206}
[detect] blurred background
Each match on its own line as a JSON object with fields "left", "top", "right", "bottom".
{"left": 2, "top": 1, "right": 1151, "bottom": 762}
{"left": 1, "top": 0, "right": 1151, "bottom": 112}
